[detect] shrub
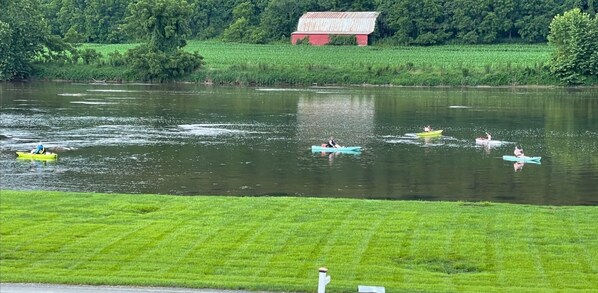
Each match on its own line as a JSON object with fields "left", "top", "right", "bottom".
{"left": 328, "top": 35, "right": 357, "bottom": 46}
{"left": 125, "top": 44, "right": 204, "bottom": 81}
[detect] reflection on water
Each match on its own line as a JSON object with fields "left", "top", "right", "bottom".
{"left": 1, "top": 82, "right": 597, "bottom": 206}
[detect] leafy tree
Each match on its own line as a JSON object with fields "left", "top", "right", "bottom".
{"left": 84, "top": 0, "right": 128, "bottom": 43}
{"left": 384, "top": 0, "right": 451, "bottom": 45}
{"left": 223, "top": 17, "right": 252, "bottom": 42}
{"left": 0, "top": 0, "right": 49, "bottom": 80}
{"left": 491, "top": 0, "right": 517, "bottom": 40}
{"left": 55, "top": 0, "right": 87, "bottom": 40}
{"left": 222, "top": 2, "right": 260, "bottom": 42}
{"left": 258, "top": 0, "right": 303, "bottom": 42}
{"left": 188, "top": 0, "right": 235, "bottom": 39}
{"left": 125, "top": 45, "right": 204, "bottom": 81}
{"left": 548, "top": 8, "right": 598, "bottom": 84}
{"left": 515, "top": 0, "right": 562, "bottom": 43}
{"left": 125, "top": 0, "right": 193, "bottom": 53}
{"left": 124, "top": 0, "right": 204, "bottom": 81}
{"left": 63, "top": 27, "right": 85, "bottom": 44}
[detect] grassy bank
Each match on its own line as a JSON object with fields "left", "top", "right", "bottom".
{"left": 33, "top": 41, "right": 577, "bottom": 86}
{"left": 1, "top": 190, "right": 597, "bottom": 292}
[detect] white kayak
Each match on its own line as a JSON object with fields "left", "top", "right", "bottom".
{"left": 476, "top": 138, "right": 503, "bottom": 145}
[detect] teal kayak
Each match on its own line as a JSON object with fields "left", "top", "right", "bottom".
{"left": 416, "top": 130, "right": 443, "bottom": 137}
{"left": 311, "top": 146, "right": 362, "bottom": 152}
{"left": 502, "top": 155, "right": 541, "bottom": 163}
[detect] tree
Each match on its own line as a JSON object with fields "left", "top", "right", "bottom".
{"left": 258, "top": 0, "right": 303, "bottom": 42}
{"left": 123, "top": 0, "right": 204, "bottom": 81}
{"left": 84, "top": 0, "right": 128, "bottom": 43}
{"left": 0, "top": 0, "right": 49, "bottom": 80}
{"left": 222, "top": 2, "right": 260, "bottom": 43}
{"left": 548, "top": 8, "right": 598, "bottom": 84}
{"left": 384, "top": 0, "right": 451, "bottom": 45}
{"left": 125, "top": 0, "right": 193, "bottom": 53}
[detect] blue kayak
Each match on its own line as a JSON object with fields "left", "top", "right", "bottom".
{"left": 502, "top": 155, "right": 541, "bottom": 163}
{"left": 311, "top": 146, "right": 362, "bottom": 152}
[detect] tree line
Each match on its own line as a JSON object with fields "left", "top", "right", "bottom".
{"left": 40, "top": 0, "right": 596, "bottom": 45}
{"left": 1, "top": 0, "right": 596, "bottom": 83}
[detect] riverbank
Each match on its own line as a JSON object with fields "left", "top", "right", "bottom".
{"left": 32, "top": 42, "right": 598, "bottom": 86}
{"left": 2, "top": 190, "right": 597, "bottom": 292}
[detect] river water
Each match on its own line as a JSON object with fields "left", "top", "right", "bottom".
{"left": 1, "top": 82, "right": 596, "bottom": 205}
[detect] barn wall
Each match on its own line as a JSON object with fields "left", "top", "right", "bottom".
{"left": 356, "top": 34, "right": 368, "bottom": 46}
{"left": 308, "top": 34, "right": 330, "bottom": 46}
{"left": 292, "top": 33, "right": 370, "bottom": 46}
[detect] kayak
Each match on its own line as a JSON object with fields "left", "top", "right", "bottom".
{"left": 311, "top": 146, "right": 362, "bottom": 152}
{"left": 16, "top": 151, "right": 58, "bottom": 160}
{"left": 476, "top": 138, "right": 502, "bottom": 145}
{"left": 416, "top": 130, "right": 443, "bottom": 137}
{"left": 502, "top": 155, "right": 541, "bottom": 163}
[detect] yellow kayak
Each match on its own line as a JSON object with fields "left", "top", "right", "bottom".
{"left": 416, "top": 130, "right": 443, "bottom": 137}
{"left": 16, "top": 151, "right": 58, "bottom": 160}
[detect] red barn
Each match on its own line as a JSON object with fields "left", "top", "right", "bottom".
{"left": 291, "top": 12, "right": 379, "bottom": 46}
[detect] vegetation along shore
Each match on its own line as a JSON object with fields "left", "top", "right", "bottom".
{"left": 2, "top": 1, "right": 597, "bottom": 85}
{"left": 1, "top": 190, "right": 597, "bottom": 292}
{"left": 34, "top": 42, "right": 568, "bottom": 86}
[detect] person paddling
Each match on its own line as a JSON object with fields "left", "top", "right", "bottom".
{"left": 514, "top": 146, "right": 524, "bottom": 157}
{"left": 478, "top": 132, "right": 491, "bottom": 141}
{"left": 326, "top": 137, "right": 341, "bottom": 148}
{"left": 31, "top": 143, "right": 46, "bottom": 154}
{"left": 424, "top": 125, "right": 432, "bottom": 132}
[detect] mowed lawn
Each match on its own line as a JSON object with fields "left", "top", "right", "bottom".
{"left": 1, "top": 190, "right": 596, "bottom": 292}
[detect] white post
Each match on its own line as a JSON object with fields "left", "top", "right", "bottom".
{"left": 317, "top": 267, "right": 331, "bottom": 293}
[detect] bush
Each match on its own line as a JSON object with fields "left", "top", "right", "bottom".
{"left": 295, "top": 37, "right": 309, "bottom": 45}
{"left": 548, "top": 8, "right": 598, "bottom": 84}
{"left": 107, "top": 51, "right": 126, "bottom": 67}
{"left": 328, "top": 35, "right": 357, "bottom": 46}
{"left": 125, "top": 45, "right": 204, "bottom": 81}
{"left": 80, "top": 48, "right": 102, "bottom": 65}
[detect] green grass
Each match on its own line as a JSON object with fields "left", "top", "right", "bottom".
{"left": 84, "top": 41, "right": 552, "bottom": 70}
{"left": 32, "top": 41, "right": 568, "bottom": 86}
{"left": 2, "top": 190, "right": 597, "bottom": 292}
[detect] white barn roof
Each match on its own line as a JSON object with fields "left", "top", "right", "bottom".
{"left": 294, "top": 12, "right": 379, "bottom": 35}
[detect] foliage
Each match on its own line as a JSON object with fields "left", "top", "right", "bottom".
{"left": 63, "top": 27, "right": 85, "bottom": 44}
{"left": 124, "top": 44, "right": 204, "bottom": 81}
{"left": 107, "top": 50, "right": 126, "bottom": 66}
{"left": 0, "top": 0, "right": 49, "bottom": 80}
{"left": 80, "top": 48, "right": 103, "bottom": 64}
{"left": 2, "top": 190, "right": 597, "bottom": 292}
{"left": 328, "top": 35, "right": 358, "bottom": 46}
{"left": 124, "top": 0, "right": 193, "bottom": 53}
{"left": 34, "top": 41, "right": 570, "bottom": 86}
{"left": 548, "top": 8, "right": 598, "bottom": 84}
{"left": 34, "top": 0, "right": 598, "bottom": 46}
{"left": 295, "top": 37, "right": 310, "bottom": 45}
{"left": 122, "top": 0, "right": 204, "bottom": 81}
{"left": 40, "top": 0, "right": 128, "bottom": 43}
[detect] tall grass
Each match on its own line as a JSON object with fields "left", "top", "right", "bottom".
{"left": 2, "top": 190, "right": 597, "bottom": 292}
{"left": 32, "top": 41, "right": 566, "bottom": 85}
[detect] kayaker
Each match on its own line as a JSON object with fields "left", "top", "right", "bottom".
{"left": 31, "top": 143, "right": 46, "bottom": 154}
{"left": 514, "top": 146, "right": 524, "bottom": 157}
{"left": 478, "top": 132, "right": 491, "bottom": 141}
{"left": 424, "top": 125, "right": 432, "bottom": 132}
{"left": 326, "top": 137, "right": 341, "bottom": 148}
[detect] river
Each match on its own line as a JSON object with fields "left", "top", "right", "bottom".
{"left": 1, "top": 82, "right": 596, "bottom": 205}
